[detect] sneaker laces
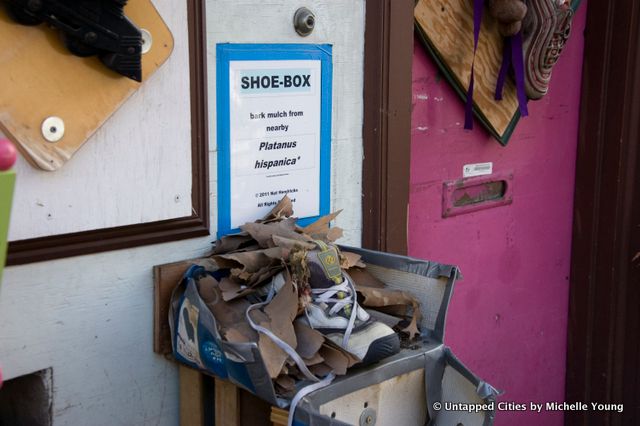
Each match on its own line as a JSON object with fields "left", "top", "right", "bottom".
{"left": 245, "top": 280, "right": 336, "bottom": 426}
{"left": 246, "top": 298, "right": 319, "bottom": 383}
{"left": 306, "top": 272, "right": 359, "bottom": 349}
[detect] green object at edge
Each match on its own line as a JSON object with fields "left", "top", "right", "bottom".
{"left": 0, "top": 170, "right": 15, "bottom": 287}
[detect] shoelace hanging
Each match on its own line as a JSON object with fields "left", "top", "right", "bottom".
{"left": 246, "top": 280, "right": 341, "bottom": 426}
{"left": 246, "top": 298, "right": 321, "bottom": 383}
{"left": 465, "top": 0, "right": 528, "bottom": 130}
{"left": 307, "top": 273, "right": 359, "bottom": 348}
{"left": 245, "top": 272, "right": 363, "bottom": 426}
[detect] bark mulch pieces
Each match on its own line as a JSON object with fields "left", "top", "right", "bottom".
{"left": 201, "top": 195, "right": 422, "bottom": 397}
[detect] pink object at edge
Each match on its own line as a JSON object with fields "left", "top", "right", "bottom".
{"left": 0, "top": 138, "right": 17, "bottom": 171}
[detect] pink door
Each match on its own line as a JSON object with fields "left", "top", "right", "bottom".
{"left": 409, "top": 7, "right": 587, "bottom": 426}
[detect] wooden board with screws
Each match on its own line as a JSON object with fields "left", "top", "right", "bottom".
{"left": 414, "top": 0, "right": 520, "bottom": 144}
{"left": 0, "top": 1, "right": 173, "bottom": 171}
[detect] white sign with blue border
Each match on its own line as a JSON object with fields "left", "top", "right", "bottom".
{"left": 216, "top": 44, "right": 332, "bottom": 236}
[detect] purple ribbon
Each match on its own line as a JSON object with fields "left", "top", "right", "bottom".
{"left": 495, "top": 32, "right": 529, "bottom": 117}
{"left": 466, "top": 0, "right": 529, "bottom": 130}
{"left": 464, "top": 0, "right": 485, "bottom": 130}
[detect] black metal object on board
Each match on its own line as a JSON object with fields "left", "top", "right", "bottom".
{"left": 4, "top": 0, "right": 143, "bottom": 81}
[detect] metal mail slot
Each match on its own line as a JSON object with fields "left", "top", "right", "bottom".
{"left": 442, "top": 171, "right": 514, "bottom": 218}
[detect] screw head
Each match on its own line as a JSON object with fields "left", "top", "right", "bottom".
{"left": 359, "top": 407, "right": 376, "bottom": 426}
{"left": 84, "top": 32, "right": 98, "bottom": 44}
{"left": 140, "top": 29, "right": 153, "bottom": 54}
{"left": 42, "top": 117, "right": 65, "bottom": 143}
{"left": 294, "top": 7, "right": 315, "bottom": 37}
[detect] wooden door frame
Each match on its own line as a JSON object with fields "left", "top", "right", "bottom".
{"left": 361, "top": 0, "right": 414, "bottom": 255}
{"left": 566, "top": 1, "right": 640, "bottom": 424}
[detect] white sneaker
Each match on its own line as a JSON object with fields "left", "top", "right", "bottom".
{"left": 297, "top": 243, "right": 400, "bottom": 364}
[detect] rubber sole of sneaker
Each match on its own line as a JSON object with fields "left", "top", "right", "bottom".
{"left": 320, "top": 321, "right": 400, "bottom": 360}
{"left": 360, "top": 332, "right": 401, "bottom": 366}
{"left": 522, "top": 0, "right": 574, "bottom": 99}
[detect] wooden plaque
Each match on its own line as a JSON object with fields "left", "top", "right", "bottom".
{"left": 415, "top": 0, "right": 520, "bottom": 144}
{"left": 0, "top": 1, "right": 174, "bottom": 170}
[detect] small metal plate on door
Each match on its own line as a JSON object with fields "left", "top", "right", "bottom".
{"left": 442, "top": 171, "right": 513, "bottom": 218}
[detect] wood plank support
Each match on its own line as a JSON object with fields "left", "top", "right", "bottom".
{"left": 215, "top": 378, "right": 241, "bottom": 426}
{"left": 270, "top": 407, "right": 288, "bottom": 426}
{"left": 180, "top": 366, "right": 205, "bottom": 426}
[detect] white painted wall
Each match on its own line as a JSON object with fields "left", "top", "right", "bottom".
{"left": 0, "top": 1, "right": 365, "bottom": 424}
{"left": 0, "top": 239, "right": 211, "bottom": 425}
{"left": 207, "top": 0, "right": 365, "bottom": 243}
